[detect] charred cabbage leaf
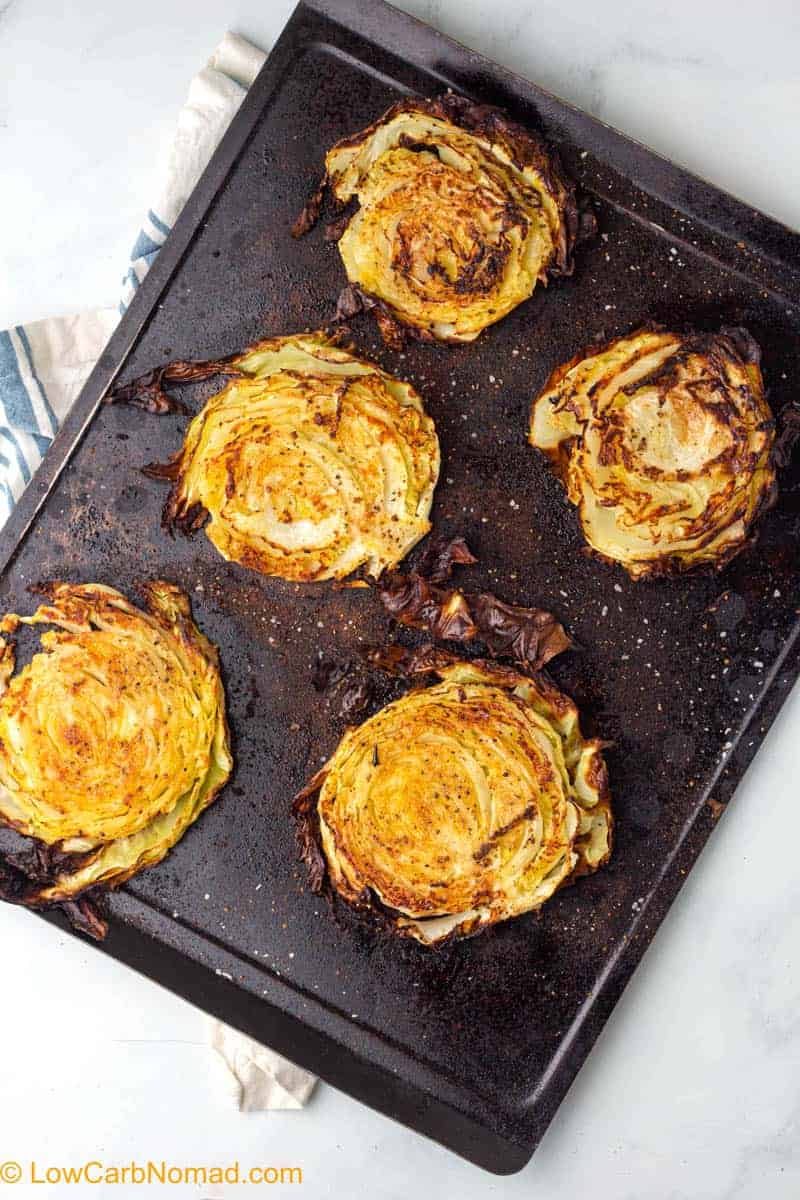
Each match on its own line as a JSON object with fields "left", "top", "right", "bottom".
{"left": 294, "top": 658, "right": 611, "bottom": 945}
{"left": 529, "top": 326, "right": 776, "bottom": 579}
{"left": 374, "top": 534, "right": 572, "bottom": 671}
{"left": 110, "top": 333, "right": 440, "bottom": 583}
{"left": 0, "top": 582, "right": 232, "bottom": 933}
{"left": 295, "top": 94, "right": 586, "bottom": 344}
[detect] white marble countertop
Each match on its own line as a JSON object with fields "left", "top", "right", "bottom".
{"left": 2, "top": 2, "right": 799, "bottom": 1197}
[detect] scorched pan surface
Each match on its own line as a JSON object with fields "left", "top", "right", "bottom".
{"left": 2, "top": 0, "right": 800, "bottom": 1174}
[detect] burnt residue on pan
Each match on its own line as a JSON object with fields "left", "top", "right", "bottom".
{"left": 0, "top": 0, "right": 799, "bottom": 1174}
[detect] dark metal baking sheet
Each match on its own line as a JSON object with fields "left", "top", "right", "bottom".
{"left": 3, "top": 0, "right": 800, "bottom": 1175}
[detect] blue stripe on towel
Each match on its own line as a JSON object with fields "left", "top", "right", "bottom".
{"left": 147, "top": 209, "right": 171, "bottom": 238}
{"left": 0, "top": 426, "right": 32, "bottom": 484}
{"left": 0, "top": 330, "right": 37, "bottom": 432}
{"left": 122, "top": 266, "right": 141, "bottom": 299}
{"left": 0, "top": 481, "right": 14, "bottom": 518}
{"left": 15, "top": 325, "right": 59, "bottom": 436}
{"left": 131, "top": 229, "right": 163, "bottom": 260}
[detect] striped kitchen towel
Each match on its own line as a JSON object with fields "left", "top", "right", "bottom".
{"left": 0, "top": 30, "right": 318, "bottom": 1112}
{"left": 0, "top": 31, "right": 266, "bottom": 529}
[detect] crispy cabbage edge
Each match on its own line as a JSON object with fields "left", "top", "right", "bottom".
{"left": 143, "top": 332, "right": 440, "bottom": 582}
{"left": 528, "top": 325, "right": 776, "bottom": 579}
{"left": 294, "top": 658, "right": 611, "bottom": 946}
{"left": 0, "top": 581, "right": 232, "bottom": 921}
{"left": 298, "top": 94, "right": 585, "bottom": 344}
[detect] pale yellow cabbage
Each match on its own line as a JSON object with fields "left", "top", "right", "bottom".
{"left": 529, "top": 327, "right": 775, "bottom": 578}
{"left": 309, "top": 660, "right": 611, "bottom": 944}
{"left": 0, "top": 582, "right": 231, "bottom": 901}
{"left": 166, "top": 333, "right": 439, "bottom": 581}
{"left": 324, "top": 97, "right": 577, "bottom": 343}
